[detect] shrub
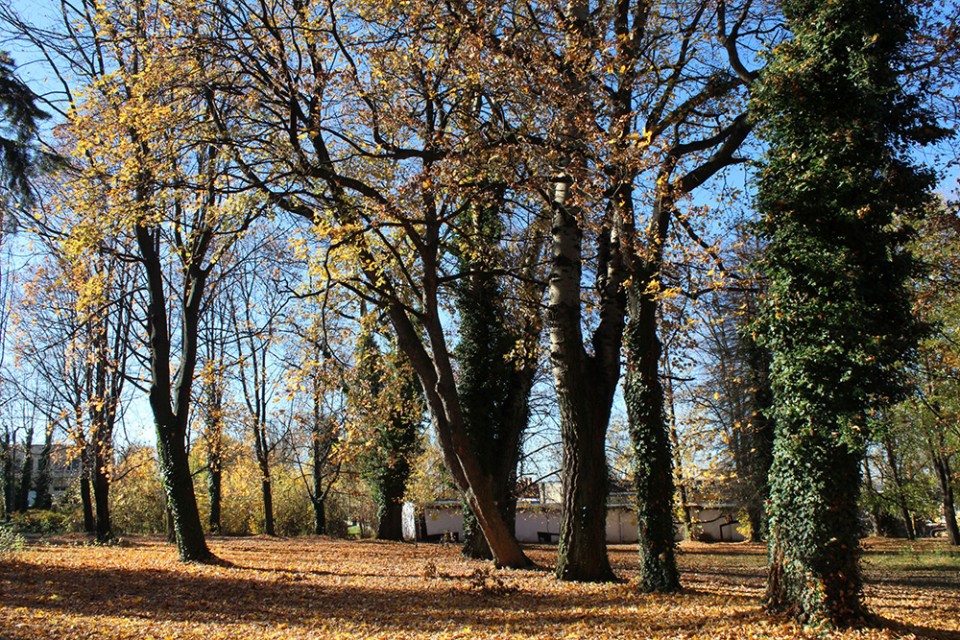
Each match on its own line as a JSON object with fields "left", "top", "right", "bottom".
{"left": 0, "top": 524, "right": 26, "bottom": 554}
{"left": 11, "top": 510, "right": 68, "bottom": 535}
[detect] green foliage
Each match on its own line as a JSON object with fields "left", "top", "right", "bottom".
{"left": 454, "top": 202, "right": 523, "bottom": 555}
{"left": 354, "top": 327, "right": 424, "bottom": 538}
{"left": 110, "top": 448, "right": 166, "bottom": 535}
{"left": 0, "top": 523, "right": 25, "bottom": 553}
{"left": 10, "top": 509, "right": 68, "bottom": 535}
{"left": 0, "top": 51, "right": 48, "bottom": 202}
{"left": 752, "top": 0, "right": 945, "bottom": 626}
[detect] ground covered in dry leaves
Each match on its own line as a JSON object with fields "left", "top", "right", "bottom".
{"left": 1, "top": 535, "right": 957, "bottom": 639}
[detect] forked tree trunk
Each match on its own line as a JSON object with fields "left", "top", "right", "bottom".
{"left": 548, "top": 181, "right": 622, "bottom": 582}
{"left": 388, "top": 302, "right": 530, "bottom": 569}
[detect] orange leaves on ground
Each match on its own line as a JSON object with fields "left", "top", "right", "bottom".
{"left": 0, "top": 537, "right": 957, "bottom": 639}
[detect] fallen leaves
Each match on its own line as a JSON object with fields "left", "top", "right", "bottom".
{"left": 0, "top": 536, "right": 956, "bottom": 639}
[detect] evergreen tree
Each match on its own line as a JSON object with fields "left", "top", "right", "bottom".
{"left": 752, "top": 0, "right": 947, "bottom": 625}
{"left": 355, "top": 325, "right": 424, "bottom": 541}
{"left": 0, "top": 51, "right": 46, "bottom": 204}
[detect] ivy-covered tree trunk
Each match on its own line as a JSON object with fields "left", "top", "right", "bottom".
{"left": 355, "top": 327, "right": 423, "bottom": 543}
{"left": 752, "top": 0, "right": 944, "bottom": 625}
{"left": 456, "top": 202, "right": 539, "bottom": 560}
{"left": 625, "top": 283, "right": 679, "bottom": 592}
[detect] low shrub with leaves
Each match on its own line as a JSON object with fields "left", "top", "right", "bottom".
{"left": 10, "top": 510, "right": 68, "bottom": 535}
{"left": 0, "top": 524, "right": 26, "bottom": 554}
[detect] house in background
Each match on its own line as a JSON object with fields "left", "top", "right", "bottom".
{"left": 5, "top": 444, "right": 82, "bottom": 507}
{"left": 402, "top": 482, "right": 746, "bottom": 544}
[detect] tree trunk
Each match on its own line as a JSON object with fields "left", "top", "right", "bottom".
{"left": 136, "top": 221, "right": 213, "bottom": 562}
{"left": 548, "top": 183, "right": 621, "bottom": 582}
{"left": 93, "top": 451, "right": 112, "bottom": 543}
{"left": 931, "top": 450, "right": 959, "bottom": 546}
{"left": 555, "top": 394, "right": 614, "bottom": 581}
{"left": 208, "top": 456, "right": 222, "bottom": 535}
{"left": 31, "top": 427, "right": 53, "bottom": 511}
{"left": 743, "top": 329, "right": 774, "bottom": 542}
{"left": 766, "top": 436, "right": 865, "bottom": 624}
{"left": 312, "top": 496, "right": 326, "bottom": 536}
{"left": 15, "top": 427, "right": 34, "bottom": 513}
{"left": 624, "top": 285, "right": 679, "bottom": 592}
{"left": 884, "top": 438, "right": 915, "bottom": 539}
{"left": 261, "top": 473, "right": 275, "bottom": 537}
{"left": 156, "top": 424, "right": 210, "bottom": 561}
{"left": 79, "top": 447, "right": 95, "bottom": 533}
{"left": 377, "top": 501, "right": 404, "bottom": 540}
{"left": 387, "top": 301, "right": 531, "bottom": 568}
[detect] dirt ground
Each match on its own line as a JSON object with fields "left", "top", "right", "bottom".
{"left": 1, "top": 535, "right": 957, "bottom": 639}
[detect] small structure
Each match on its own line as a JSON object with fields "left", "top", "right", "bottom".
{"left": 684, "top": 503, "right": 745, "bottom": 542}
{"left": 402, "top": 486, "right": 644, "bottom": 544}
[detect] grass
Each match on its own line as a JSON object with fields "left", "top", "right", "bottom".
{"left": 0, "top": 535, "right": 957, "bottom": 639}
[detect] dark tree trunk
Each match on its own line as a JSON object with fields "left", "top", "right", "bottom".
{"left": 207, "top": 455, "right": 222, "bottom": 535}
{"left": 312, "top": 496, "right": 326, "bottom": 536}
{"left": 884, "top": 438, "right": 915, "bottom": 539}
{"left": 931, "top": 450, "right": 959, "bottom": 546}
{"left": 555, "top": 394, "right": 615, "bottom": 581}
{"left": 261, "top": 473, "right": 275, "bottom": 537}
{"left": 156, "top": 426, "right": 209, "bottom": 559}
{"left": 743, "top": 329, "right": 774, "bottom": 542}
{"left": 377, "top": 501, "right": 404, "bottom": 541}
{"left": 135, "top": 221, "right": 212, "bottom": 562}
{"left": 15, "top": 426, "right": 34, "bottom": 513}
{"left": 93, "top": 454, "right": 112, "bottom": 543}
{"left": 79, "top": 447, "right": 95, "bottom": 534}
{"left": 624, "top": 284, "right": 679, "bottom": 592}
{"left": 311, "top": 414, "right": 328, "bottom": 536}
{"left": 31, "top": 427, "right": 53, "bottom": 511}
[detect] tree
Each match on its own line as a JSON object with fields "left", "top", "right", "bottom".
{"left": 902, "top": 200, "right": 960, "bottom": 545}
{"left": 0, "top": 51, "right": 47, "bottom": 207}
{"left": 455, "top": 201, "right": 543, "bottom": 558}
{"left": 353, "top": 329, "right": 424, "bottom": 541}
{"left": 200, "top": 0, "right": 535, "bottom": 568}
{"left": 752, "top": 0, "right": 947, "bottom": 624}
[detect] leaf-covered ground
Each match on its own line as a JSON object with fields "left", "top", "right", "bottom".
{"left": 1, "top": 536, "right": 957, "bottom": 639}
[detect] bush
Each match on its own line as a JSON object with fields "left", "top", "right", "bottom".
{"left": 0, "top": 524, "right": 26, "bottom": 553}
{"left": 11, "top": 510, "right": 68, "bottom": 535}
